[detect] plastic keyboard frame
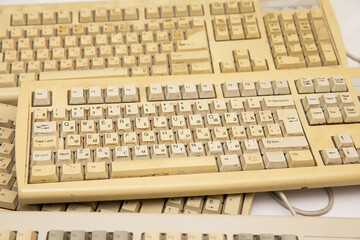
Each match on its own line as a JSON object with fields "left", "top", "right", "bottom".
{"left": 16, "top": 67, "right": 360, "bottom": 204}
{"left": 0, "top": 0, "right": 348, "bottom": 105}
{"left": 1, "top": 212, "right": 360, "bottom": 239}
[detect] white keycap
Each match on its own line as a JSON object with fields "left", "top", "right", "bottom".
{"left": 218, "top": 154, "right": 241, "bottom": 171}
{"left": 320, "top": 93, "right": 337, "bottom": 108}
{"left": 314, "top": 76, "right": 330, "bottom": 92}
{"left": 302, "top": 95, "right": 320, "bottom": 111}
{"left": 330, "top": 75, "right": 347, "bottom": 92}
{"left": 148, "top": 84, "right": 164, "bottom": 101}
{"left": 188, "top": 142, "right": 205, "bottom": 157}
{"left": 178, "top": 101, "right": 193, "bottom": 116}
{"left": 122, "top": 85, "right": 138, "bottom": 102}
{"left": 76, "top": 148, "right": 92, "bottom": 164}
{"left": 223, "top": 80, "right": 240, "bottom": 97}
{"left": 108, "top": 105, "right": 121, "bottom": 119}
{"left": 105, "top": 86, "right": 121, "bottom": 103}
{"left": 321, "top": 148, "right": 341, "bottom": 165}
{"left": 206, "top": 141, "right": 223, "bottom": 156}
{"left": 134, "top": 145, "right": 150, "bottom": 160}
{"left": 296, "top": 77, "right": 314, "bottom": 93}
{"left": 151, "top": 144, "right": 168, "bottom": 159}
{"left": 85, "top": 162, "right": 108, "bottom": 180}
{"left": 142, "top": 103, "right": 156, "bottom": 118}
{"left": 33, "top": 88, "right": 51, "bottom": 106}
{"left": 306, "top": 108, "right": 326, "bottom": 125}
{"left": 114, "top": 146, "right": 131, "bottom": 160}
{"left": 211, "top": 99, "right": 227, "bottom": 113}
{"left": 33, "top": 121, "right": 57, "bottom": 136}
{"left": 239, "top": 80, "right": 256, "bottom": 96}
{"left": 273, "top": 79, "right": 289, "bottom": 95}
{"left": 340, "top": 147, "right": 360, "bottom": 164}
{"left": 333, "top": 133, "right": 354, "bottom": 148}
{"left": 256, "top": 79, "right": 273, "bottom": 95}
{"left": 70, "top": 87, "right": 85, "bottom": 104}
{"left": 95, "top": 147, "right": 111, "bottom": 163}
{"left": 170, "top": 143, "right": 187, "bottom": 158}
{"left": 240, "top": 152, "right": 264, "bottom": 170}
{"left": 31, "top": 150, "right": 53, "bottom": 166}
{"left": 263, "top": 151, "right": 287, "bottom": 169}
{"left": 88, "top": 86, "right": 104, "bottom": 104}
{"left": 229, "top": 98, "right": 244, "bottom": 112}
{"left": 165, "top": 83, "right": 181, "bottom": 100}
{"left": 199, "top": 82, "right": 215, "bottom": 98}
{"left": 241, "top": 139, "right": 259, "bottom": 153}
{"left": 56, "top": 149, "right": 72, "bottom": 165}
{"left": 224, "top": 140, "right": 241, "bottom": 155}
{"left": 182, "top": 82, "right": 199, "bottom": 99}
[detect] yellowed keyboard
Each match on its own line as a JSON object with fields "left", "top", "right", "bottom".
{"left": 14, "top": 67, "right": 360, "bottom": 204}
{"left": 0, "top": 0, "right": 348, "bottom": 105}
{"left": 0, "top": 103, "right": 253, "bottom": 214}
{"left": 1, "top": 212, "right": 360, "bottom": 240}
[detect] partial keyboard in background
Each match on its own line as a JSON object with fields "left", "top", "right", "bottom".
{"left": 0, "top": 0, "right": 347, "bottom": 104}
{"left": 0, "top": 212, "right": 359, "bottom": 239}
{"left": 0, "top": 102, "right": 253, "bottom": 214}
{"left": 15, "top": 67, "right": 360, "bottom": 204}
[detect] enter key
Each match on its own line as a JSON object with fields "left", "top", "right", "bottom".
{"left": 275, "top": 109, "right": 304, "bottom": 136}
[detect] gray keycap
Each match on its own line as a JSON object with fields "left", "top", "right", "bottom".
{"left": 70, "top": 231, "right": 88, "bottom": 240}
{"left": 282, "top": 235, "right": 297, "bottom": 240}
{"left": 260, "top": 234, "right": 275, "bottom": 240}
{"left": 48, "top": 230, "right": 66, "bottom": 240}
{"left": 235, "top": 233, "right": 253, "bottom": 240}
{"left": 91, "top": 231, "right": 109, "bottom": 240}
{"left": 113, "top": 231, "right": 132, "bottom": 240}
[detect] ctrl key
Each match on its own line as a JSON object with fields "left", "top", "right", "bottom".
{"left": 29, "top": 165, "right": 59, "bottom": 183}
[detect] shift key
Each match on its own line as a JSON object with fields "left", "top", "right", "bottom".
{"left": 170, "top": 50, "right": 210, "bottom": 63}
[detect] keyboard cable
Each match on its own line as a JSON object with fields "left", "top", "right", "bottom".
{"left": 346, "top": 51, "right": 360, "bottom": 63}
{"left": 269, "top": 188, "right": 334, "bottom": 216}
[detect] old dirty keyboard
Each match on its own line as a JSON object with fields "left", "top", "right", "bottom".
{"left": 0, "top": 102, "right": 253, "bottom": 214}
{"left": 1, "top": 212, "right": 360, "bottom": 240}
{"left": 0, "top": 0, "right": 348, "bottom": 105}
{"left": 14, "top": 67, "right": 360, "bottom": 204}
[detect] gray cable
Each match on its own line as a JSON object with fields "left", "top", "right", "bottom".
{"left": 269, "top": 188, "right": 334, "bottom": 216}
{"left": 346, "top": 51, "right": 360, "bottom": 62}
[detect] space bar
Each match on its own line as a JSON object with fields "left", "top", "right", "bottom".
{"left": 39, "top": 68, "right": 129, "bottom": 81}
{"left": 110, "top": 156, "right": 218, "bottom": 178}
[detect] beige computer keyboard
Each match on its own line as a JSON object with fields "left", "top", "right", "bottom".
{"left": 0, "top": 0, "right": 348, "bottom": 105}
{"left": 0, "top": 103, "right": 253, "bottom": 215}
{"left": 15, "top": 67, "right": 360, "bottom": 204}
{"left": 1, "top": 212, "right": 360, "bottom": 239}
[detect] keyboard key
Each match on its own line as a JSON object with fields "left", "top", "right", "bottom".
{"left": 29, "top": 164, "right": 58, "bottom": 183}
{"left": 286, "top": 150, "right": 314, "bottom": 167}
{"left": 111, "top": 156, "right": 217, "bottom": 178}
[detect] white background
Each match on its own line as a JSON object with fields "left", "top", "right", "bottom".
{"left": 0, "top": 0, "right": 359, "bottom": 217}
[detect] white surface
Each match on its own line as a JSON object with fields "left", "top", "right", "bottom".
{"left": 0, "top": 0, "right": 359, "bottom": 217}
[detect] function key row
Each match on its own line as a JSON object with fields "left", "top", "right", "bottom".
{"left": 222, "top": 79, "right": 289, "bottom": 98}
{"left": 145, "top": 4, "right": 204, "bottom": 19}
{"left": 69, "top": 85, "right": 139, "bottom": 105}
{"left": 12, "top": 10, "right": 72, "bottom": 26}
{"left": 11, "top": 4, "right": 205, "bottom": 26}
{"left": 147, "top": 82, "right": 215, "bottom": 101}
